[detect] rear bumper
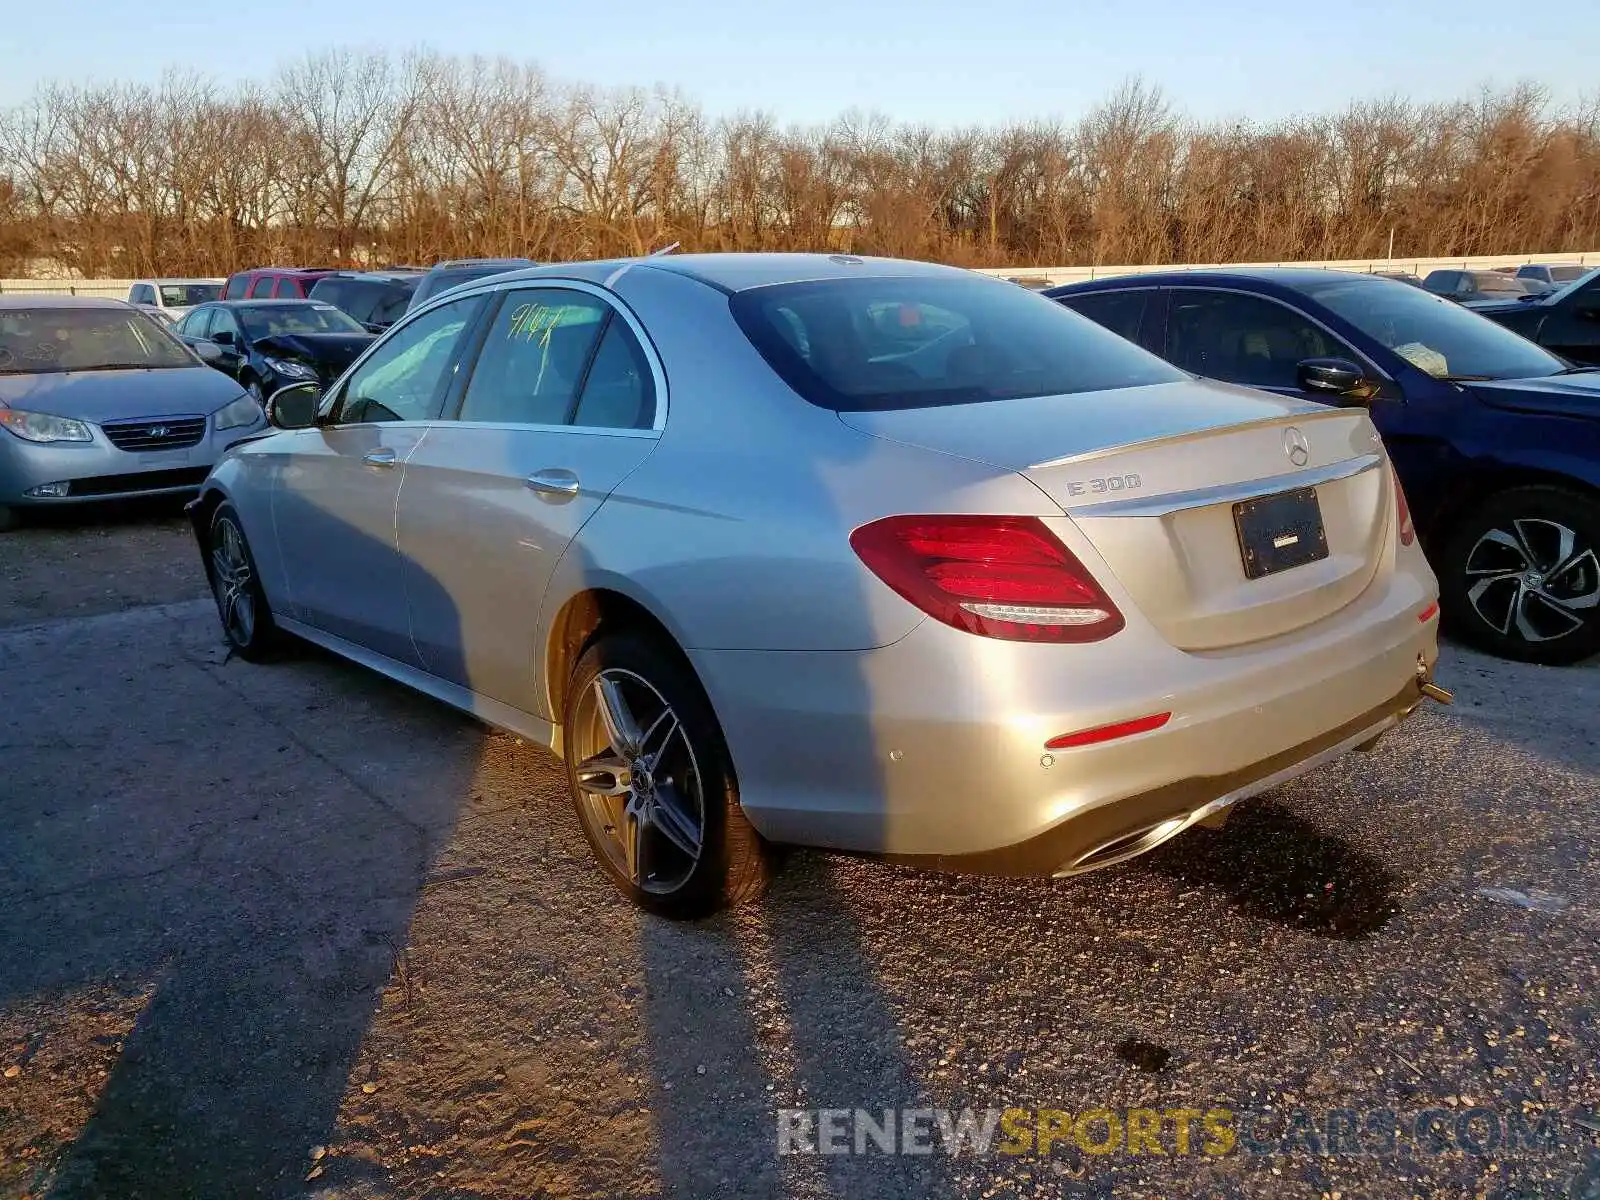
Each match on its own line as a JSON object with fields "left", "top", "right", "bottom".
{"left": 690, "top": 560, "right": 1441, "bottom": 871}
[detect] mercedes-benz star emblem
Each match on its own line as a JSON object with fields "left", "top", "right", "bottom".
{"left": 1283, "top": 426, "right": 1310, "bottom": 467}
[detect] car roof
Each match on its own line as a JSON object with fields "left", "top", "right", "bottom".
{"left": 1046, "top": 266, "right": 1389, "bottom": 297}
{"left": 233, "top": 267, "right": 339, "bottom": 276}
{"left": 314, "top": 271, "right": 421, "bottom": 282}
{"left": 429, "top": 257, "right": 535, "bottom": 270}
{"left": 214, "top": 298, "right": 332, "bottom": 308}
{"left": 137, "top": 277, "right": 224, "bottom": 285}
{"left": 473, "top": 252, "right": 976, "bottom": 296}
{"left": 0, "top": 293, "right": 132, "bottom": 311}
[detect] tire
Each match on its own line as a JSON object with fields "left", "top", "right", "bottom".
{"left": 562, "top": 632, "right": 773, "bottom": 918}
{"left": 1439, "top": 485, "right": 1600, "bottom": 665}
{"left": 206, "top": 502, "right": 281, "bottom": 661}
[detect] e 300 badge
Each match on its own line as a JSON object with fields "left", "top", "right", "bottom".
{"left": 1062, "top": 473, "right": 1143, "bottom": 498}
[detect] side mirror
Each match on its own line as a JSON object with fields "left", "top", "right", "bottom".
{"left": 212, "top": 329, "right": 236, "bottom": 347}
{"left": 1297, "top": 357, "right": 1369, "bottom": 400}
{"left": 265, "top": 382, "right": 322, "bottom": 430}
{"left": 194, "top": 340, "right": 221, "bottom": 361}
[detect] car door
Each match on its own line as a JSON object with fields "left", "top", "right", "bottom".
{"left": 1539, "top": 274, "right": 1600, "bottom": 365}
{"left": 269, "top": 293, "right": 489, "bottom": 663}
{"left": 203, "top": 307, "right": 247, "bottom": 380}
{"left": 395, "top": 283, "right": 662, "bottom": 714}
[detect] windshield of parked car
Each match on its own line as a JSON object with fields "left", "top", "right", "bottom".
{"left": 0, "top": 307, "right": 199, "bottom": 374}
{"left": 1538, "top": 266, "right": 1600, "bottom": 306}
{"left": 729, "top": 275, "right": 1186, "bottom": 411}
{"left": 1468, "top": 272, "right": 1526, "bottom": 294}
{"left": 1307, "top": 277, "right": 1567, "bottom": 380}
{"left": 160, "top": 283, "right": 222, "bottom": 307}
{"left": 239, "top": 302, "right": 367, "bottom": 340}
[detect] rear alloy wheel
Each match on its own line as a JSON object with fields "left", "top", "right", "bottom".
{"left": 1441, "top": 486, "right": 1600, "bottom": 665}
{"left": 208, "top": 503, "right": 280, "bottom": 661}
{"left": 563, "top": 633, "right": 772, "bottom": 918}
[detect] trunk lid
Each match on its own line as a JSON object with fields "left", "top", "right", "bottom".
{"left": 838, "top": 379, "right": 1392, "bottom": 650}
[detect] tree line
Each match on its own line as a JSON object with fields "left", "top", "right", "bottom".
{"left": 0, "top": 51, "right": 1596, "bottom": 279}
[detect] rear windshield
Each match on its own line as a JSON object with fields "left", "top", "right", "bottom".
{"left": 160, "top": 283, "right": 221, "bottom": 306}
{"left": 728, "top": 275, "right": 1184, "bottom": 412}
{"left": 1550, "top": 265, "right": 1586, "bottom": 283}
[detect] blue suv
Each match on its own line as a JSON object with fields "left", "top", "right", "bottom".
{"left": 1047, "top": 269, "right": 1600, "bottom": 664}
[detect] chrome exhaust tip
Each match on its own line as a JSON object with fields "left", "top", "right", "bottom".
{"left": 1416, "top": 655, "right": 1453, "bottom": 705}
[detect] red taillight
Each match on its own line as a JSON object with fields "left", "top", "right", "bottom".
{"left": 849, "top": 515, "right": 1125, "bottom": 643}
{"left": 1394, "top": 473, "right": 1415, "bottom": 547}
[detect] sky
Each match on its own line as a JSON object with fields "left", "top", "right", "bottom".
{"left": 0, "top": 0, "right": 1593, "bottom": 127}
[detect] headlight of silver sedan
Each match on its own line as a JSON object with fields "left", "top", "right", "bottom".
{"left": 214, "top": 393, "right": 265, "bottom": 431}
{"left": 0, "top": 409, "right": 95, "bottom": 443}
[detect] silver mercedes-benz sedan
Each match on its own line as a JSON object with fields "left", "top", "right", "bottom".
{"left": 188, "top": 253, "right": 1449, "bottom": 917}
{"left": 0, "top": 295, "right": 267, "bottom": 529}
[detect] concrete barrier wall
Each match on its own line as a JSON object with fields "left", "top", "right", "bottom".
{"left": 4, "top": 250, "right": 1597, "bottom": 298}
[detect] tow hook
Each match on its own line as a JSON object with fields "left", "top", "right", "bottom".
{"left": 1416, "top": 654, "right": 1454, "bottom": 705}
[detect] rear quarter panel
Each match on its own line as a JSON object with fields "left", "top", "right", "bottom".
{"left": 538, "top": 265, "right": 1062, "bottom": 659}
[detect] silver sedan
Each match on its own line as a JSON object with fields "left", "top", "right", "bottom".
{"left": 0, "top": 295, "right": 266, "bottom": 529}
{"left": 188, "top": 254, "right": 1448, "bottom": 917}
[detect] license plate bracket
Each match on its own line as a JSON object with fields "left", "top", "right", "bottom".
{"left": 1233, "top": 486, "right": 1329, "bottom": 580}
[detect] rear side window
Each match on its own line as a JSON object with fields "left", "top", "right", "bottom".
{"left": 178, "top": 307, "right": 214, "bottom": 338}
{"left": 272, "top": 277, "right": 302, "bottom": 298}
{"left": 248, "top": 275, "right": 274, "bottom": 298}
{"left": 458, "top": 289, "right": 609, "bottom": 425}
{"left": 222, "top": 274, "right": 248, "bottom": 300}
{"left": 1057, "top": 290, "right": 1149, "bottom": 344}
{"left": 729, "top": 276, "right": 1183, "bottom": 412}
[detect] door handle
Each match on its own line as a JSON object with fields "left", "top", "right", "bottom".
{"left": 525, "top": 468, "right": 581, "bottom": 499}
{"left": 363, "top": 449, "right": 397, "bottom": 468}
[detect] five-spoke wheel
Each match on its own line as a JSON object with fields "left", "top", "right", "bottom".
{"left": 564, "top": 633, "right": 771, "bottom": 916}
{"left": 207, "top": 502, "right": 280, "bottom": 661}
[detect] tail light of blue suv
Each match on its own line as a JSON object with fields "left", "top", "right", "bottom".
{"left": 849, "top": 515, "right": 1125, "bottom": 643}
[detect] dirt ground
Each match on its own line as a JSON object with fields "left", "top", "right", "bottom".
{"left": 2, "top": 507, "right": 1598, "bottom": 1199}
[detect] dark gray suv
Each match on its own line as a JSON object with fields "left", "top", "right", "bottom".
{"left": 406, "top": 258, "right": 537, "bottom": 313}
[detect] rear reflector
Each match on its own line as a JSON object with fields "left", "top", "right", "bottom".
{"left": 1418, "top": 600, "right": 1439, "bottom": 622}
{"left": 1394, "top": 473, "right": 1415, "bottom": 546}
{"left": 1046, "top": 711, "right": 1171, "bottom": 750}
{"left": 850, "top": 515, "right": 1125, "bottom": 643}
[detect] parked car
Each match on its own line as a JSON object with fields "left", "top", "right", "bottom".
{"left": 1421, "top": 269, "right": 1530, "bottom": 303}
{"left": 405, "top": 258, "right": 536, "bottom": 313}
{"left": 1469, "top": 266, "right": 1600, "bottom": 367}
{"left": 0, "top": 296, "right": 265, "bottom": 530}
{"left": 1515, "top": 263, "right": 1588, "bottom": 290}
{"left": 172, "top": 299, "right": 375, "bottom": 404}
{"left": 1048, "top": 268, "right": 1600, "bottom": 664}
{"left": 127, "top": 278, "right": 224, "bottom": 324}
{"left": 220, "top": 267, "right": 341, "bottom": 301}
{"left": 307, "top": 270, "right": 423, "bottom": 333}
{"left": 1373, "top": 271, "right": 1424, "bottom": 288}
{"left": 188, "top": 253, "right": 1445, "bottom": 916}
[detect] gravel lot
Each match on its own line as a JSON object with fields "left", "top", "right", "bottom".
{"left": 2, "top": 509, "right": 1598, "bottom": 1199}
